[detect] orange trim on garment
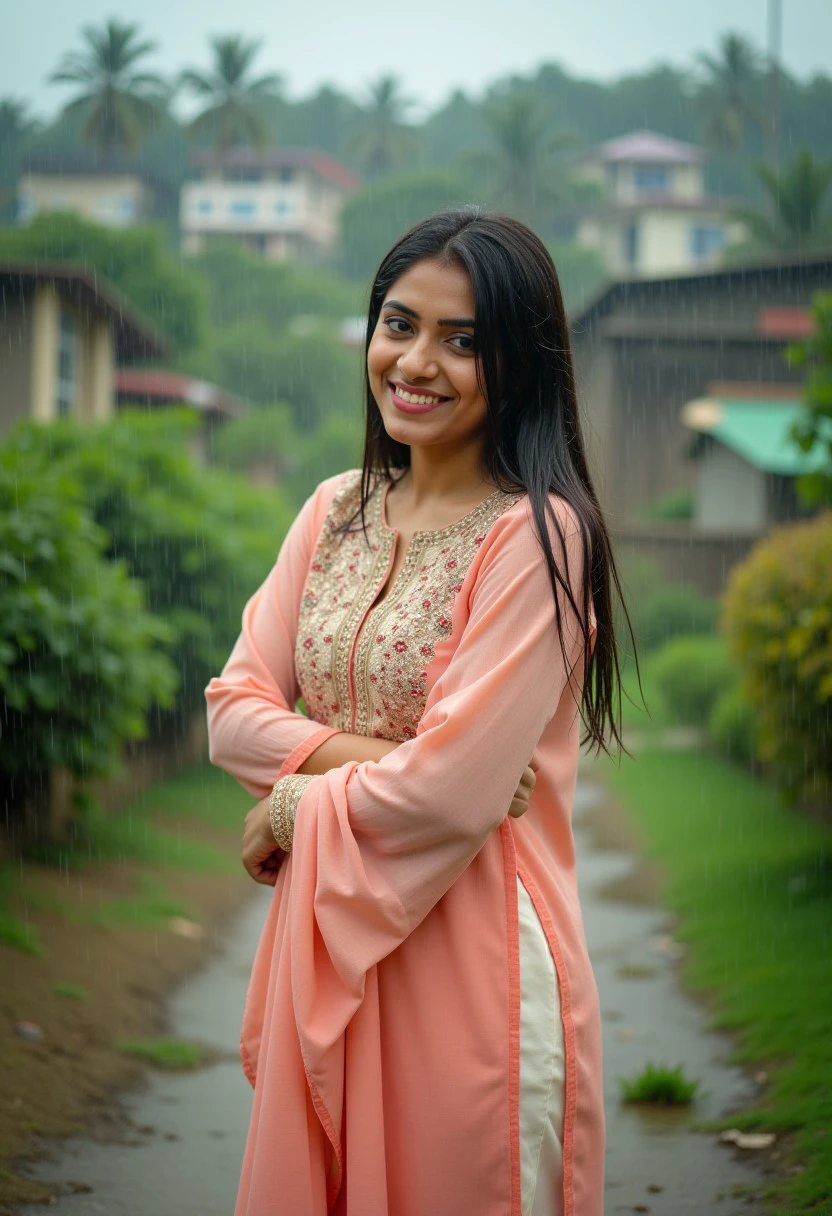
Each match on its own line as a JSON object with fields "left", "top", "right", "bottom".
{"left": 277, "top": 726, "right": 345, "bottom": 782}
{"left": 501, "top": 822, "right": 523, "bottom": 1216}
{"left": 516, "top": 862, "right": 577, "bottom": 1216}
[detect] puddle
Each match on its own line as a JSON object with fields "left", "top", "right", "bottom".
{"left": 573, "top": 781, "right": 764, "bottom": 1213}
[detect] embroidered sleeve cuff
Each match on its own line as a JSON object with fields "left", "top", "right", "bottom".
{"left": 268, "top": 773, "right": 314, "bottom": 853}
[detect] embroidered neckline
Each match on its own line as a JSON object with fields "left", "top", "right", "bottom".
{"left": 374, "top": 475, "right": 521, "bottom": 541}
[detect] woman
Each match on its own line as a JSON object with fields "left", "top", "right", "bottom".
{"left": 205, "top": 208, "right": 627, "bottom": 1216}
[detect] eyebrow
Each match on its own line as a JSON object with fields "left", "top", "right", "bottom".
{"left": 382, "top": 299, "right": 476, "bottom": 328}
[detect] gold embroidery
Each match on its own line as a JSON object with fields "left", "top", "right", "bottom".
{"left": 270, "top": 773, "right": 314, "bottom": 851}
{"left": 294, "top": 469, "right": 521, "bottom": 740}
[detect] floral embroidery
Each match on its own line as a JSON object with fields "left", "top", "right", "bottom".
{"left": 295, "top": 469, "right": 521, "bottom": 741}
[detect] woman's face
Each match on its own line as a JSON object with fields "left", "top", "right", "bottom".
{"left": 367, "top": 257, "right": 490, "bottom": 455}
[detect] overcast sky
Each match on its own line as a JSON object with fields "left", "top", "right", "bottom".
{"left": 4, "top": 0, "right": 831, "bottom": 121}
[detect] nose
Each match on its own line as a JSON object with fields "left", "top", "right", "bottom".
{"left": 396, "top": 334, "right": 440, "bottom": 383}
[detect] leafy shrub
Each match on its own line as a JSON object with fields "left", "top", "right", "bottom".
{"left": 211, "top": 403, "right": 300, "bottom": 475}
{"left": 7, "top": 414, "right": 294, "bottom": 736}
{"left": 640, "top": 488, "right": 695, "bottom": 522}
{"left": 650, "top": 635, "right": 739, "bottom": 727}
{"left": 619, "top": 557, "right": 718, "bottom": 654}
{"left": 0, "top": 457, "right": 175, "bottom": 835}
{"left": 723, "top": 513, "right": 832, "bottom": 804}
{"left": 707, "top": 685, "right": 759, "bottom": 766}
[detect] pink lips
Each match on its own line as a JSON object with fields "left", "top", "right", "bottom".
{"left": 389, "top": 382, "right": 451, "bottom": 415}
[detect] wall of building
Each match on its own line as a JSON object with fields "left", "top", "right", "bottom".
{"left": 0, "top": 293, "right": 34, "bottom": 430}
{"left": 572, "top": 327, "right": 805, "bottom": 523}
{"left": 695, "top": 446, "right": 766, "bottom": 531}
{"left": 18, "top": 173, "right": 150, "bottom": 228}
{"left": 0, "top": 283, "right": 116, "bottom": 430}
{"left": 180, "top": 172, "right": 345, "bottom": 257}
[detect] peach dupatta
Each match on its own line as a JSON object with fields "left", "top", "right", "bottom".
{"left": 206, "top": 473, "right": 605, "bottom": 1215}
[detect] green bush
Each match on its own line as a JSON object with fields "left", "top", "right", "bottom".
{"left": 0, "top": 457, "right": 175, "bottom": 836}
{"left": 650, "top": 635, "right": 739, "bottom": 727}
{"left": 620, "top": 556, "right": 718, "bottom": 654}
{"left": 8, "top": 414, "right": 294, "bottom": 736}
{"left": 707, "top": 685, "right": 759, "bottom": 766}
{"left": 723, "top": 513, "right": 832, "bottom": 804}
{"left": 640, "top": 488, "right": 695, "bottom": 522}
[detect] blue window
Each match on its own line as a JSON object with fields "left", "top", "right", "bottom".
{"left": 230, "top": 200, "right": 256, "bottom": 217}
{"left": 274, "top": 200, "right": 292, "bottom": 215}
{"left": 633, "top": 165, "right": 669, "bottom": 192}
{"left": 690, "top": 225, "right": 726, "bottom": 260}
{"left": 196, "top": 199, "right": 214, "bottom": 215}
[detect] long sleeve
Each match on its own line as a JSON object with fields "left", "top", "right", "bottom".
{"left": 283, "top": 496, "right": 589, "bottom": 1181}
{"left": 204, "top": 473, "right": 346, "bottom": 799}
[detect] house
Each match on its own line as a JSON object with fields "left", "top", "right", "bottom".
{"left": 0, "top": 262, "right": 167, "bottom": 432}
{"left": 17, "top": 153, "right": 172, "bottom": 229}
{"left": 180, "top": 148, "right": 361, "bottom": 263}
{"left": 682, "top": 386, "right": 824, "bottom": 533}
{"left": 115, "top": 368, "right": 245, "bottom": 464}
{"left": 571, "top": 130, "right": 744, "bottom": 276}
{"left": 569, "top": 249, "right": 830, "bottom": 592}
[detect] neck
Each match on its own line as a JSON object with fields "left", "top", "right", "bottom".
{"left": 400, "top": 442, "right": 495, "bottom": 508}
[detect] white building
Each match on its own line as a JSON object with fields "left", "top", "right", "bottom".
{"left": 180, "top": 149, "right": 360, "bottom": 263}
{"left": 18, "top": 155, "right": 166, "bottom": 228}
{"left": 572, "top": 130, "right": 744, "bottom": 277}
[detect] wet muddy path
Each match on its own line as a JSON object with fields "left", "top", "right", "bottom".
{"left": 20, "top": 780, "right": 763, "bottom": 1214}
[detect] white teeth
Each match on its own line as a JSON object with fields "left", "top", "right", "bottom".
{"left": 396, "top": 386, "right": 444, "bottom": 405}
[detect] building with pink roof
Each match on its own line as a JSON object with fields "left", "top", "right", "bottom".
{"left": 571, "top": 129, "right": 745, "bottom": 276}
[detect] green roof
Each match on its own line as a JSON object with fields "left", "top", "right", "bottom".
{"left": 681, "top": 397, "right": 829, "bottom": 476}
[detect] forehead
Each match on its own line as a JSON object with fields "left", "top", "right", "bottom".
{"left": 383, "top": 258, "right": 474, "bottom": 315}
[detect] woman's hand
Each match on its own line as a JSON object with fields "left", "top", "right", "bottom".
{"left": 242, "top": 750, "right": 535, "bottom": 885}
{"left": 242, "top": 796, "right": 283, "bottom": 886}
{"left": 508, "top": 764, "right": 536, "bottom": 819}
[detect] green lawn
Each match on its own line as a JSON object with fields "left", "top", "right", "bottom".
{"left": 0, "top": 763, "right": 253, "bottom": 948}
{"left": 603, "top": 748, "right": 832, "bottom": 1215}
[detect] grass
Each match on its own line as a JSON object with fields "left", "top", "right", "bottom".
{"left": 25, "top": 763, "right": 249, "bottom": 873}
{"left": 620, "top": 1062, "right": 699, "bottom": 1106}
{"left": 603, "top": 746, "right": 832, "bottom": 1214}
{"left": 91, "top": 876, "right": 194, "bottom": 931}
{"left": 0, "top": 911, "right": 45, "bottom": 957}
{"left": 53, "top": 982, "right": 87, "bottom": 1002}
{"left": 116, "top": 1038, "right": 204, "bottom": 1070}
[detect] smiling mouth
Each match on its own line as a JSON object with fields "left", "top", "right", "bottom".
{"left": 389, "top": 381, "right": 451, "bottom": 406}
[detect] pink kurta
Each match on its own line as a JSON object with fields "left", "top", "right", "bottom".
{"left": 205, "top": 468, "right": 604, "bottom": 1216}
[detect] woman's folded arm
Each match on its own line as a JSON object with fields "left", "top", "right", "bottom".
{"left": 205, "top": 479, "right": 346, "bottom": 799}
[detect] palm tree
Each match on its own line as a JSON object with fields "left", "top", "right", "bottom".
{"left": 733, "top": 149, "right": 832, "bottom": 251}
{"left": 49, "top": 20, "right": 166, "bottom": 159}
{"left": 350, "top": 76, "right": 416, "bottom": 178}
{"left": 696, "top": 32, "right": 763, "bottom": 152}
{"left": 179, "top": 36, "right": 282, "bottom": 155}
{"left": 475, "top": 89, "right": 572, "bottom": 229}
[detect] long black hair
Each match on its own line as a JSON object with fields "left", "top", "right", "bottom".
{"left": 344, "top": 206, "right": 632, "bottom": 753}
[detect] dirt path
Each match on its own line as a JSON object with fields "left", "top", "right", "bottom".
{"left": 17, "top": 781, "right": 765, "bottom": 1214}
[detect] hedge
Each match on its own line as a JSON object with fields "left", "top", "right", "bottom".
{"left": 0, "top": 456, "right": 175, "bottom": 838}
{"left": 723, "top": 513, "right": 832, "bottom": 805}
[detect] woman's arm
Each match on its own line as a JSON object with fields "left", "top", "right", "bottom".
{"left": 297, "top": 733, "right": 400, "bottom": 774}
{"left": 205, "top": 475, "right": 349, "bottom": 799}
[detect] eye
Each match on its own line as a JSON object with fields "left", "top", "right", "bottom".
{"left": 449, "top": 333, "right": 476, "bottom": 353}
{"left": 383, "top": 316, "right": 412, "bottom": 335}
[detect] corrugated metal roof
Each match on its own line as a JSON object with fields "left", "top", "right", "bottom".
{"left": 681, "top": 396, "right": 829, "bottom": 475}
